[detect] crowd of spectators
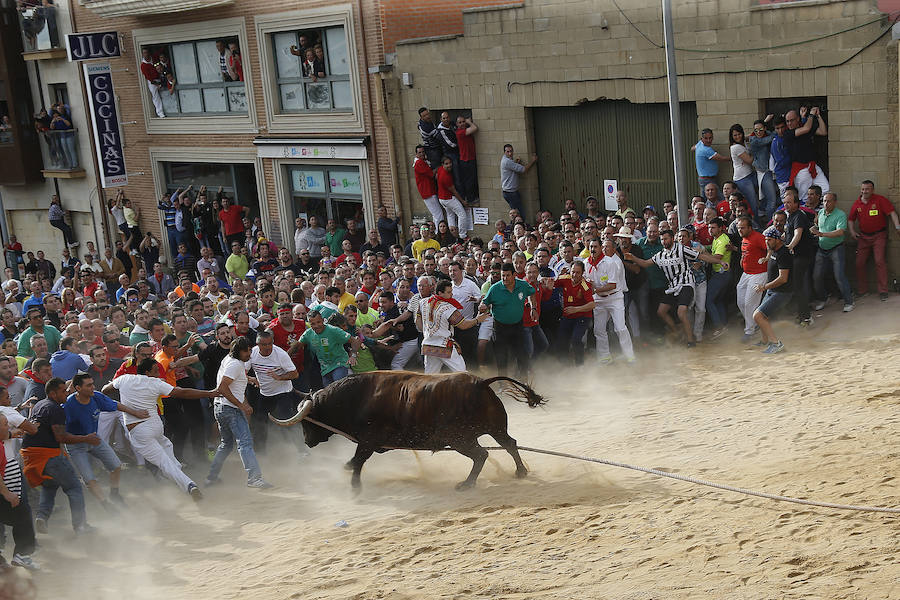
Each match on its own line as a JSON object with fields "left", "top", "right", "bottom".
{"left": 0, "top": 100, "right": 896, "bottom": 573}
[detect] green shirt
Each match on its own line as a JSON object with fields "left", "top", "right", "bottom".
{"left": 177, "top": 332, "right": 204, "bottom": 379}
{"left": 355, "top": 308, "right": 379, "bottom": 328}
{"left": 224, "top": 253, "right": 250, "bottom": 282}
{"left": 636, "top": 237, "right": 666, "bottom": 289}
{"left": 129, "top": 331, "right": 150, "bottom": 346}
{"left": 482, "top": 279, "right": 536, "bottom": 325}
{"left": 325, "top": 228, "right": 347, "bottom": 257}
{"left": 299, "top": 324, "right": 352, "bottom": 375}
{"left": 710, "top": 233, "right": 732, "bottom": 273}
{"left": 817, "top": 207, "right": 847, "bottom": 251}
{"left": 17, "top": 324, "right": 61, "bottom": 358}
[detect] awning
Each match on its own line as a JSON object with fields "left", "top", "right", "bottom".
{"left": 253, "top": 137, "right": 368, "bottom": 160}
{"left": 80, "top": 0, "right": 234, "bottom": 18}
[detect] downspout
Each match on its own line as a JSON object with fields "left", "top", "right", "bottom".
{"left": 373, "top": 71, "right": 405, "bottom": 243}
{"left": 356, "top": 0, "right": 381, "bottom": 233}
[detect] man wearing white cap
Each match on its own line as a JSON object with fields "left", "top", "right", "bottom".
{"left": 584, "top": 238, "right": 635, "bottom": 364}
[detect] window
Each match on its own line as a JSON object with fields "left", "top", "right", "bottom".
{"left": 287, "top": 165, "right": 362, "bottom": 225}
{"left": 141, "top": 37, "right": 247, "bottom": 116}
{"left": 271, "top": 26, "right": 351, "bottom": 113}
{"left": 49, "top": 83, "right": 69, "bottom": 106}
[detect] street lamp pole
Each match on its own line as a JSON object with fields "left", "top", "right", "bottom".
{"left": 662, "top": 0, "right": 689, "bottom": 226}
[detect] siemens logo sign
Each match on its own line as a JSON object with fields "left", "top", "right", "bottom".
{"left": 83, "top": 62, "right": 127, "bottom": 188}
{"left": 66, "top": 32, "right": 121, "bottom": 61}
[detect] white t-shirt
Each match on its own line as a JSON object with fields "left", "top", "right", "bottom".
{"left": 451, "top": 278, "right": 482, "bottom": 319}
{"left": 112, "top": 374, "right": 174, "bottom": 426}
{"left": 0, "top": 406, "right": 25, "bottom": 497}
{"left": 216, "top": 355, "right": 249, "bottom": 409}
{"left": 250, "top": 345, "right": 295, "bottom": 397}
{"left": 730, "top": 143, "right": 753, "bottom": 180}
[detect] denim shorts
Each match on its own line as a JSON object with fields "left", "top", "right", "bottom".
{"left": 66, "top": 440, "right": 121, "bottom": 483}
{"left": 756, "top": 290, "right": 793, "bottom": 318}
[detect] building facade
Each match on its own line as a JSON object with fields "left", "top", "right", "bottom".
{"left": 62, "top": 0, "right": 396, "bottom": 261}
{"left": 388, "top": 0, "right": 900, "bottom": 276}
{"left": 0, "top": 0, "right": 108, "bottom": 267}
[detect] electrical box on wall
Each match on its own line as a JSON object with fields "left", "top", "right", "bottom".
{"left": 402, "top": 72, "right": 413, "bottom": 87}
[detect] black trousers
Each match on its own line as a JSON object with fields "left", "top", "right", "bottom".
{"left": 175, "top": 378, "right": 207, "bottom": 460}
{"left": 0, "top": 494, "right": 35, "bottom": 557}
{"left": 494, "top": 320, "right": 529, "bottom": 377}
{"left": 455, "top": 326, "right": 478, "bottom": 365}
{"left": 457, "top": 159, "right": 479, "bottom": 205}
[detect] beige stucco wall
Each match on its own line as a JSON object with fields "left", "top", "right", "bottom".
{"left": 390, "top": 0, "right": 899, "bottom": 280}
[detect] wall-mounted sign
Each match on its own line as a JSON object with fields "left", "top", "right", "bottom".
{"left": 256, "top": 143, "right": 367, "bottom": 160}
{"left": 83, "top": 62, "right": 127, "bottom": 188}
{"left": 66, "top": 32, "right": 121, "bottom": 61}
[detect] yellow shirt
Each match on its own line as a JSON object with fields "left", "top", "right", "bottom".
{"left": 337, "top": 292, "right": 357, "bottom": 312}
{"left": 412, "top": 238, "right": 441, "bottom": 262}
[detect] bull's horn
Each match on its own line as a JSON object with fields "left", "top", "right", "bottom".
{"left": 268, "top": 399, "right": 313, "bottom": 427}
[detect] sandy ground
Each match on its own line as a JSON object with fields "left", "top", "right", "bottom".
{"left": 19, "top": 293, "right": 900, "bottom": 599}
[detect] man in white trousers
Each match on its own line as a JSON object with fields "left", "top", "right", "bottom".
{"left": 413, "top": 145, "right": 443, "bottom": 228}
{"left": 735, "top": 216, "right": 769, "bottom": 342}
{"left": 435, "top": 157, "right": 470, "bottom": 239}
{"left": 420, "top": 280, "right": 486, "bottom": 373}
{"left": 105, "top": 358, "right": 216, "bottom": 500}
{"left": 585, "top": 239, "right": 635, "bottom": 365}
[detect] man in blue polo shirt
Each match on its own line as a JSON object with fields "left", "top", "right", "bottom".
{"left": 481, "top": 263, "right": 536, "bottom": 377}
{"left": 694, "top": 128, "right": 730, "bottom": 198}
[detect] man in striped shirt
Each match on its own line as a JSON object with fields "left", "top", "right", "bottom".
{"left": 0, "top": 387, "right": 39, "bottom": 569}
{"left": 625, "top": 227, "right": 727, "bottom": 347}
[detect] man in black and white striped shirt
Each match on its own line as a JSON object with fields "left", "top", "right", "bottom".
{"left": 625, "top": 227, "right": 727, "bottom": 347}
{"left": 0, "top": 387, "right": 39, "bottom": 569}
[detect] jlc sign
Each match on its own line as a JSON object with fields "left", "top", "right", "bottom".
{"left": 66, "top": 32, "right": 121, "bottom": 61}
{"left": 83, "top": 62, "right": 127, "bottom": 188}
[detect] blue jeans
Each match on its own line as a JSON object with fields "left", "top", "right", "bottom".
{"left": 322, "top": 366, "right": 349, "bottom": 386}
{"left": 705, "top": 269, "right": 731, "bottom": 328}
{"left": 813, "top": 244, "right": 853, "bottom": 305}
{"left": 522, "top": 325, "right": 549, "bottom": 359}
{"left": 36, "top": 454, "right": 86, "bottom": 530}
{"left": 208, "top": 404, "right": 262, "bottom": 483}
{"left": 757, "top": 170, "right": 779, "bottom": 220}
{"left": 502, "top": 190, "right": 524, "bottom": 215}
{"left": 734, "top": 172, "right": 759, "bottom": 216}
{"left": 556, "top": 316, "right": 591, "bottom": 365}
{"left": 66, "top": 440, "right": 121, "bottom": 483}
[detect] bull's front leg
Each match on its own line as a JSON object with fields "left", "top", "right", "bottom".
{"left": 348, "top": 445, "right": 374, "bottom": 492}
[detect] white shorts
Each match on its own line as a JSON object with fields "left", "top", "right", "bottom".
{"left": 478, "top": 315, "right": 495, "bottom": 341}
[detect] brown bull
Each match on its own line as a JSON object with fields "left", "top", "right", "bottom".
{"left": 270, "top": 371, "right": 545, "bottom": 490}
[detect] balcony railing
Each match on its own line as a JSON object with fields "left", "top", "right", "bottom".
{"left": 17, "top": 3, "right": 61, "bottom": 53}
{"left": 39, "top": 128, "right": 80, "bottom": 171}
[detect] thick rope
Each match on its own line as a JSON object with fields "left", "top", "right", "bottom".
{"left": 301, "top": 417, "right": 900, "bottom": 514}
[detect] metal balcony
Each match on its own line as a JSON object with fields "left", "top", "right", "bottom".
{"left": 39, "top": 128, "right": 86, "bottom": 178}
{"left": 18, "top": 3, "right": 65, "bottom": 60}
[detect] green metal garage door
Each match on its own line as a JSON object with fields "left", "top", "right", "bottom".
{"left": 533, "top": 100, "right": 698, "bottom": 217}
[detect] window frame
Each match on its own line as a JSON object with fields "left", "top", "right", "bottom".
{"left": 255, "top": 6, "right": 365, "bottom": 134}
{"left": 285, "top": 164, "right": 363, "bottom": 224}
{"left": 132, "top": 17, "right": 259, "bottom": 135}
{"left": 145, "top": 37, "right": 248, "bottom": 117}
{"left": 270, "top": 26, "right": 353, "bottom": 114}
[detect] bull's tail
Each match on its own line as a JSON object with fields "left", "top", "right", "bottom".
{"left": 481, "top": 376, "right": 546, "bottom": 408}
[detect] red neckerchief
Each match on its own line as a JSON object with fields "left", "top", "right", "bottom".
{"left": 428, "top": 295, "right": 464, "bottom": 311}
{"left": 21, "top": 370, "right": 44, "bottom": 384}
{"left": 586, "top": 254, "right": 604, "bottom": 268}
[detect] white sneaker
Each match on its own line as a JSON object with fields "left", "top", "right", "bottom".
{"left": 11, "top": 554, "right": 39, "bottom": 570}
{"left": 843, "top": 303, "right": 855, "bottom": 312}
{"left": 813, "top": 301, "right": 826, "bottom": 311}
{"left": 67, "top": 241, "right": 80, "bottom": 248}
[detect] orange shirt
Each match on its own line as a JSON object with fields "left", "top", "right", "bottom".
{"left": 154, "top": 350, "right": 178, "bottom": 388}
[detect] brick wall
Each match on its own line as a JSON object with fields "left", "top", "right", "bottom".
{"left": 69, "top": 0, "right": 395, "bottom": 255}
{"left": 389, "top": 0, "right": 900, "bottom": 282}
{"left": 380, "top": 0, "right": 522, "bottom": 53}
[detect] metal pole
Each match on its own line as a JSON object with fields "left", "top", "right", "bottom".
{"left": 662, "top": 0, "right": 688, "bottom": 227}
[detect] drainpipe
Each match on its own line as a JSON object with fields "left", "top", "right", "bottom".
{"left": 371, "top": 69, "right": 405, "bottom": 243}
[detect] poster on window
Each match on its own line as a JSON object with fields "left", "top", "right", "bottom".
{"left": 83, "top": 62, "right": 127, "bottom": 188}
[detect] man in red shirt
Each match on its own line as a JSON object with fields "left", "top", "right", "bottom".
{"left": 436, "top": 157, "right": 469, "bottom": 241}
{"left": 218, "top": 197, "right": 249, "bottom": 249}
{"left": 455, "top": 115, "right": 479, "bottom": 206}
{"left": 140, "top": 48, "right": 165, "bottom": 118}
{"left": 847, "top": 180, "right": 900, "bottom": 300}
{"left": 553, "top": 261, "right": 595, "bottom": 365}
{"left": 268, "top": 304, "right": 306, "bottom": 387}
{"left": 735, "top": 216, "right": 768, "bottom": 342}
{"left": 81, "top": 269, "right": 100, "bottom": 301}
{"left": 413, "top": 145, "right": 442, "bottom": 228}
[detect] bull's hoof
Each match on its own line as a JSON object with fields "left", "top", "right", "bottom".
{"left": 455, "top": 480, "right": 475, "bottom": 491}
{"left": 515, "top": 467, "right": 528, "bottom": 479}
